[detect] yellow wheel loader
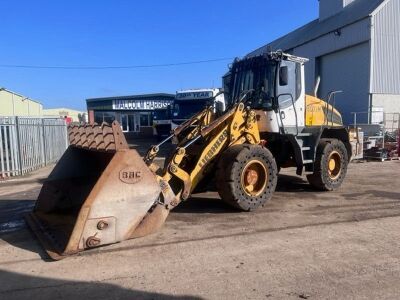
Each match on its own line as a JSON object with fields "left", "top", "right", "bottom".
{"left": 26, "top": 52, "right": 358, "bottom": 259}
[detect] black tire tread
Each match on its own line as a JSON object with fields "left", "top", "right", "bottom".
{"left": 216, "top": 144, "right": 278, "bottom": 211}
{"left": 307, "top": 139, "right": 348, "bottom": 191}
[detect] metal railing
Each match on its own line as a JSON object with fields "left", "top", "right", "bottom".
{"left": 0, "top": 117, "right": 68, "bottom": 178}
{"left": 350, "top": 111, "right": 400, "bottom": 158}
{"left": 325, "top": 90, "right": 342, "bottom": 126}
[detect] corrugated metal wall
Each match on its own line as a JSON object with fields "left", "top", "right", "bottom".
{"left": 371, "top": 0, "right": 400, "bottom": 94}
{"left": 287, "top": 17, "right": 372, "bottom": 125}
{"left": 320, "top": 0, "right": 343, "bottom": 21}
{"left": 291, "top": 18, "right": 371, "bottom": 96}
{"left": 319, "top": 0, "right": 356, "bottom": 21}
{"left": 317, "top": 42, "right": 371, "bottom": 124}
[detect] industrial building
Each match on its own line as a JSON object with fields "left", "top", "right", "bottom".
{"left": 43, "top": 108, "right": 87, "bottom": 123}
{"left": 86, "top": 93, "right": 175, "bottom": 137}
{"left": 247, "top": 0, "right": 400, "bottom": 125}
{"left": 0, "top": 87, "right": 43, "bottom": 116}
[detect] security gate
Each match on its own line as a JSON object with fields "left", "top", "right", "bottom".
{"left": 0, "top": 117, "right": 68, "bottom": 178}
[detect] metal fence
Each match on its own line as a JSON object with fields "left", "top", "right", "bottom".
{"left": 0, "top": 117, "right": 68, "bottom": 178}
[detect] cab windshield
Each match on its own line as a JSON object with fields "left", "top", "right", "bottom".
{"left": 230, "top": 57, "right": 277, "bottom": 110}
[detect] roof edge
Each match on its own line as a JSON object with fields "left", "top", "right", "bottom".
{"left": 370, "top": 0, "right": 390, "bottom": 16}
{"left": 247, "top": 0, "right": 385, "bottom": 57}
{"left": 86, "top": 93, "right": 176, "bottom": 102}
{"left": 43, "top": 107, "right": 86, "bottom": 113}
{"left": 281, "top": 16, "right": 370, "bottom": 52}
{"left": 0, "top": 87, "right": 42, "bottom": 105}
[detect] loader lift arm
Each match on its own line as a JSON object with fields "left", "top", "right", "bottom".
{"left": 152, "top": 102, "right": 261, "bottom": 208}
{"left": 145, "top": 90, "right": 227, "bottom": 166}
{"left": 144, "top": 105, "right": 214, "bottom": 165}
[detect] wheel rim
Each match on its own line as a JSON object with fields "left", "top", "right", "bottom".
{"left": 241, "top": 160, "right": 268, "bottom": 197}
{"left": 328, "top": 151, "right": 341, "bottom": 180}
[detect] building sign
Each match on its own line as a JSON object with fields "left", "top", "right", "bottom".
{"left": 113, "top": 99, "right": 172, "bottom": 110}
{"left": 59, "top": 111, "right": 69, "bottom": 116}
{"left": 176, "top": 91, "right": 213, "bottom": 100}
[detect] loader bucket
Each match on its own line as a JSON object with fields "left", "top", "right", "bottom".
{"left": 25, "top": 122, "right": 166, "bottom": 260}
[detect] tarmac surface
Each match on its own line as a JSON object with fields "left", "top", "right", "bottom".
{"left": 0, "top": 152, "right": 399, "bottom": 299}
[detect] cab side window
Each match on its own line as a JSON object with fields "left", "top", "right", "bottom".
{"left": 276, "top": 61, "right": 297, "bottom": 109}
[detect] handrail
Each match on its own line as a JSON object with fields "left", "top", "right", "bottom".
{"left": 325, "top": 90, "right": 342, "bottom": 126}
{"left": 277, "top": 93, "right": 298, "bottom": 135}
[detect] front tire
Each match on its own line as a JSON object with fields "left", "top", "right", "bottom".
{"left": 307, "top": 139, "right": 348, "bottom": 191}
{"left": 216, "top": 145, "right": 278, "bottom": 211}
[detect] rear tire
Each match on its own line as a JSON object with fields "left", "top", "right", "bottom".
{"left": 216, "top": 145, "right": 278, "bottom": 211}
{"left": 307, "top": 139, "right": 348, "bottom": 191}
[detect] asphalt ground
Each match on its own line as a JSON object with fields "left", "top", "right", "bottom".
{"left": 0, "top": 143, "right": 399, "bottom": 299}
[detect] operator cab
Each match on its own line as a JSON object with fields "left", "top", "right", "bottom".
{"left": 226, "top": 52, "right": 308, "bottom": 134}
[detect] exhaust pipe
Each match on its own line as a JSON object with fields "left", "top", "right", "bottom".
{"left": 314, "top": 76, "right": 321, "bottom": 97}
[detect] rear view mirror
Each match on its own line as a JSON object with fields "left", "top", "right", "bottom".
{"left": 279, "top": 66, "right": 288, "bottom": 86}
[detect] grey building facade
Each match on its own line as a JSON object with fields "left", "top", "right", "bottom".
{"left": 247, "top": 0, "right": 400, "bottom": 125}
{"left": 86, "top": 93, "right": 175, "bottom": 137}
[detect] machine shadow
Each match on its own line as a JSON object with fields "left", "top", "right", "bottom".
{"left": 0, "top": 173, "right": 314, "bottom": 259}
{"left": 0, "top": 199, "right": 52, "bottom": 261}
{"left": 0, "top": 270, "right": 204, "bottom": 300}
{"left": 0, "top": 227, "right": 52, "bottom": 261}
{"left": 276, "top": 174, "right": 316, "bottom": 192}
{"left": 0, "top": 177, "right": 46, "bottom": 187}
{"left": 173, "top": 197, "right": 239, "bottom": 214}
{"left": 174, "top": 174, "right": 316, "bottom": 214}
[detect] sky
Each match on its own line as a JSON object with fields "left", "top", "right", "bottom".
{"left": 0, "top": 0, "right": 318, "bottom": 110}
